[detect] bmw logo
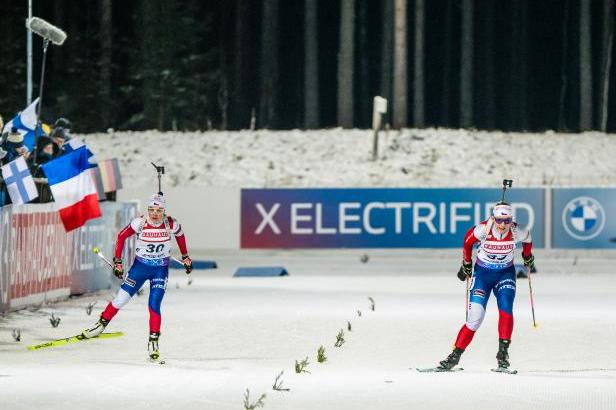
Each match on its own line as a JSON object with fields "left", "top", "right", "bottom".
{"left": 562, "top": 196, "right": 605, "bottom": 240}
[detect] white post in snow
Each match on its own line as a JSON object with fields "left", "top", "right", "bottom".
{"left": 372, "top": 96, "right": 388, "bottom": 161}
{"left": 27, "top": 0, "right": 33, "bottom": 104}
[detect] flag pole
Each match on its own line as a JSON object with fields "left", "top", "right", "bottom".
{"left": 26, "top": 16, "right": 67, "bottom": 165}
{"left": 27, "top": 0, "right": 33, "bottom": 105}
{"left": 32, "top": 38, "right": 49, "bottom": 167}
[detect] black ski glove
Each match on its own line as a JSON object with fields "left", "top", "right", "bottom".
{"left": 457, "top": 261, "right": 472, "bottom": 281}
{"left": 182, "top": 254, "right": 193, "bottom": 274}
{"left": 112, "top": 257, "right": 124, "bottom": 279}
{"left": 523, "top": 253, "right": 536, "bottom": 273}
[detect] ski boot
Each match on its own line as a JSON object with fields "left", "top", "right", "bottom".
{"left": 81, "top": 316, "right": 109, "bottom": 339}
{"left": 438, "top": 347, "right": 464, "bottom": 370}
{"left": 496, "top": 339, "right": 511, "bottom": 369}
{"left": 148, "top": 332, "right": 161, "bottom": 361}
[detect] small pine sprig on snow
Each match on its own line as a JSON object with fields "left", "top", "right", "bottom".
{"left": 334, "top": 329, "right": 345, "bottom": 347}
{"left": 317, "top": 345, "right": 327, "bottom": 363}
{"left": 243, "top": 389, "right": 266, "bottom": 409}
{"left": 86, "top": 301, "right": 97, "bottom": 315}
{"left": 272, "top": 370, "right": 290, "bottom": 391}
{"left": 295, "top": 356, "right": 311, "bottom": 374}
{"left": 49, "top": 313, "right": 61, "bottom": 328}
{"left": 368, "top": 297, "right": 375, "bottom": 311}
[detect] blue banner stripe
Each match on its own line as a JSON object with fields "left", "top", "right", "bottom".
{"left": 42, "top": 146, "right": 89, "bottom": 185}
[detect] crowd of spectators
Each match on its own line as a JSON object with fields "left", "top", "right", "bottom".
{"left": 0, "top": 115, "right": 73, "bottom": 206}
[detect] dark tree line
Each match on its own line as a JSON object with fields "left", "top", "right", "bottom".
{"left": 0, "top": 0, "right": 614, "bottom": 133}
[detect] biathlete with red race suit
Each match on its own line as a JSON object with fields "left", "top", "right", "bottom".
{"left": 435, "top": 199, "right": 537, "bottom": 372}
{"left": 82, "top": 193, "right": 193, "bottom": 361}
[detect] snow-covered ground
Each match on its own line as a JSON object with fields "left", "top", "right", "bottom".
{"left": 1, "top": 250, "right": 615, "bottom": 410}
{"left": 2, "top": 130, "right": 616, "bottom": 409}
{"left": 82, "top": 128, "right": 616, "bottom": 190}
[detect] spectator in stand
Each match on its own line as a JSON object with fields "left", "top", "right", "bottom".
{"left": 1, "top": 128, "right": 30, "bottom": 165}
{"left": 35, "top": 136, "right": 55, "bottom": 165}
{"left": 50, "top": 126, "right": 67, "bottom": 158}
{"left": 29, "top": 135, "right": 56, "bottom": 202}
{"left": 30, "top": 135, "right": 55, "bottom": 182}
{"left": 54, "top": 117, "right": 72, "bottom": 134}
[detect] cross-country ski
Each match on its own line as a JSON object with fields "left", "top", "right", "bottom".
{"left": 27, "top": 332, "right": 123, "bottom": 351}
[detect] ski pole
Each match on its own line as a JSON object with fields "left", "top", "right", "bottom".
{"left": 527, "top": 265, "right": 538, "bottom": 328}
{"left": 465, "top": 276, "right": 470, "bottom": 321}
{"left": 92, "top": 247, "right": 113, "bottom": 267}
{"left": 93, "top": 247, "right": 184, "bottom": 268}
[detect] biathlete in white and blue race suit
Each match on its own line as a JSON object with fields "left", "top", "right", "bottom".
{"left": 437, "top": 201, "right": 537, "bottom": 371}
{"left": 82, "top": 193, "right": 193, "bottom": 359}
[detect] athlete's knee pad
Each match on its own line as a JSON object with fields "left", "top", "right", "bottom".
{"left": 466, "top": 302, "right": 486, "bottom": 331}
{"left": 111, "top": 288, "right": 132, "bottom": 309}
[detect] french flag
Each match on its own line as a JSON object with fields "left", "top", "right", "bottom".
{"left": 41, "top": 146, "right": 102, "bottom": 232}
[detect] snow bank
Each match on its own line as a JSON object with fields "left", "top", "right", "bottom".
{"left": 80, "top": 128, "right": 616, "bottom": 190}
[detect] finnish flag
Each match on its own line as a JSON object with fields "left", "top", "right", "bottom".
{"left": 0, "top": 156, "right": 39, "bottom": 205}
{"left": 2, "top": 98, "right": 43, "bottom": 151}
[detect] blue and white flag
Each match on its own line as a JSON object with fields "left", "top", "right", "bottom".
{"left": 2, "top": 98, "right": 46, "bottom": 151}
{"left": 0, "top": 156, "right": 38, "bottom": 205}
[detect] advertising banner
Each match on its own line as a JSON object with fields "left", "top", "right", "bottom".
{"left": 0, "top": 201, "right": 137, "bottom": 313}
{"left": 2, "top": 203, "right": 72, "bottom": 310}
{"left": 552, "top": 189, "right": 616, "bottom": 249}
{"left": 241, "top": 188, "right": 544, "bottom": 248}
{"left": 0, "top": 206, "right": 12, "bottom": 312}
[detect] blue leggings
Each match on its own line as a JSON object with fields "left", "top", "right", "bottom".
{"left": 469, "top": 264, "right": 516, "bottom": 314}
{"left": 455, "top": 264, "right": 517, "bottom": 348}
{"left": 120, "top": 260, "right": 168, "bottom": 331}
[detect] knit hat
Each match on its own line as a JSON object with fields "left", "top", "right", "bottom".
{"left": 148, "top": 193, "right": 166, "bottom": 208}
{"left": 492, "top": 202, "right": 512, "bottom": 218}
{"left": 7, "top": 129, "right": 24, "bottom": 147}
{"left": 51, "top": 126, "right": 67, "bottom": 140}
{"left": 54, "top": 117, "right": 72, "bottom": 129}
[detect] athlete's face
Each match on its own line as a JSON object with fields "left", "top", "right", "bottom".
{"left": 148, "top": 206, "right": 164, "bottom": 224}
{"left": 494, "top": 217, "right": 512, "bottom": 233}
